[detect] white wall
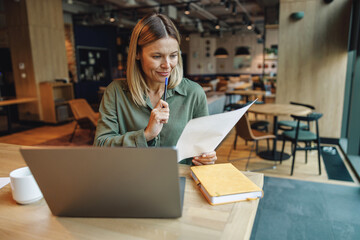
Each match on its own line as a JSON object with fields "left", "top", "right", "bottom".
{"left": 187, "top": 29, "right": 278, "bottom": 76}
{"left": 187, "top": 36, "right": 216, "bottom": 75}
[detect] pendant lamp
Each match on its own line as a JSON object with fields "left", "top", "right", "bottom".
{"left": 214, "top": 47, "right": 229, "bottom": 58}
{"left": 235, "top": 47, "right": 250, "bottom": 56}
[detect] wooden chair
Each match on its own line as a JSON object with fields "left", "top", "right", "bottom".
{"left": 68, "top": 99, "right": 99, "bottom": 142}
{"left": 228, "top": 114, "right": 275, "bottom": 171}
{"left": 216, "top": 80, "right": 228, "bottom": 92}
{"left": 225, "top": 103, "right": 270, "bottom": 148}
{"left": 280, "top": 113, "right": 323, "bottom": 176}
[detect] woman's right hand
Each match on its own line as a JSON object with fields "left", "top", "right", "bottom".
{"left": 144, "top": 100, "right": 170, "bottom": 141}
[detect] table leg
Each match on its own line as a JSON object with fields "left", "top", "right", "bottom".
{"left": 272, "top": 116, "right": 278, "bottom": 155}
{"left": 258, "top": 115, "right": 291, "bottom": 161}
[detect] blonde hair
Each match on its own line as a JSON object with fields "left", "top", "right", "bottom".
{"left": 127, "top": 13, "right": 183, "bottom": 106}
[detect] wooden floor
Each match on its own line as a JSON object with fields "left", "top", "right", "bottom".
{"left": 0, "top": 119, "right": 358, "bottom": 187}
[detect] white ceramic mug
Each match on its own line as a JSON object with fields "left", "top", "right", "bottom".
{"left": 10, "top": 167, "right": 43, "bottom": 204}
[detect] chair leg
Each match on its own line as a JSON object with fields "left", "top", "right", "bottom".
{"left": 245, "top": 142, "right": 256, "bottom": 171}
{"left": 233, "top": 135, "right": 237, "bottom": 150}
{"left": 69, "top": 123, "right": 78, "bottom": 142}
{"left": 256, "top": 141, "right": 259, "bottom": 154}
{"left": 228, "top": 135, "right": 237, "bottom": 161}
{"left": 305, "top": 142, "right": 308, "bottom": 164}
{"left": 291, "top": 143, "right": 298, "bottom": 176}
{"left": 280, "top": 139, "right": 286, "bottom": 164}
{"left": 317, "top": 141, "right": 322, "bottom": 175}
{"left": 266, "top": 139, "right": 270, "bottom": 151}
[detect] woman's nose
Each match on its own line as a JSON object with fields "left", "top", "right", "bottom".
{"left": 161, "top": 58, "right": 170, "bottom": 69}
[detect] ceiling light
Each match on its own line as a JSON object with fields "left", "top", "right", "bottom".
{"left": 215, "top": 20, "right": 220, "bottom": 30}
{"left": 225, "top": 1, "right": 230, "bottom": 11}
{"left": 235, "top": 47, "right": 250, "bottom": 56}
{"left": 214, "top": 47, "right": 229, "bottom": 58}
{"left": 197, "top": 20, "right": 204, "bottom": 33}
{"left": 290, "top": 12, "right": 304, "bottom": 20}
{"left": 232, "top": 3, "right": 237, "bottom": 15}
{"left": 82, "top": 16, "right": 88, "bottom": 25}
{"left": 247, "top": 24, "right": 253, "bottom": 30}
{"left": 184, "top": 4, "right": 190, "bottom": 15}
{"left": 109, "top": 13, "right": 115, "bottom": 23}
{"left": 254, "top": 27, "right": 261, "bottom": 36}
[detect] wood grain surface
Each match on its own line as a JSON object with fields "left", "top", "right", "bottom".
{"left": 0, "top": 143, "right": 263, "bottom": 240}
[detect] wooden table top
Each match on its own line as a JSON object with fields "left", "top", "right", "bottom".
{"left": 0, "top": 143, "right": 264, "bottom": 240}
{"left": 0, "top": 97, "right": 37, "bottom": 107}
{"left": 234, "top": 82, "right": 253, "bottom": 90}
{"left": 249, "top": 103, "right": 312, "bottom": 116}
{"left": 227, "top": 90, "right": 266, "bottom": 96}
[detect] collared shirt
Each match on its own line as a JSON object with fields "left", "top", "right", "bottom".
{"left": 94, "top": 78, "right": 209, "bottom": 150}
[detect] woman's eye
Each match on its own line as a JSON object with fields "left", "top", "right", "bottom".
{"left": 153, "top": 56, "right": 161, "bottom": 59}
{"left": 170, "top": 55, "right": 177, "bottom": 59}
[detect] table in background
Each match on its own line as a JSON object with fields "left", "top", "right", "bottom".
{"left": 234, "top": 82, "right": 252, "bottom": 90}
{"left": 0, "top": 97, "right": 38, "bottom": 132}
{"left": 249, "top": 103, "right": 312, "bottom": 161}
{"left": 227, "top": 90, "right": 266, "bottom": 104}
{"left": 0, "top": 143, "right": 264, "bottom": 240}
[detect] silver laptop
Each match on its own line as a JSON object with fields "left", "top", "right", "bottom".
{"left": 20, "top": 147, "right": 185, "bottom": 218}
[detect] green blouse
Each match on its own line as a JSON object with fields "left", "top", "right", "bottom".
{"left": 94, "top": 78, "right": 209, "bottom": 154}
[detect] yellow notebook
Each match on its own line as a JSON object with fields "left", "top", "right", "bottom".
{"left": 190, "top": 163, "right": 263, "bottom": 205}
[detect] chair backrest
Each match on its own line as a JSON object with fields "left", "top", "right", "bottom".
{"left": 68, "top": 99, "right": 98, "bottom": 127}
{"left": 290, "top": 101, "right": 315, "bottom": 110}
{"left": 291, "top": 113, "right": 323, "bottom": 137}
{"left": 235, "top": 114, "right": 256, "bottom": 141}
{"left": 216, "top": 80, "right": 228, "bottom": 91}
{"left": 290, "top": 112, "right": 323, "bottom": 122}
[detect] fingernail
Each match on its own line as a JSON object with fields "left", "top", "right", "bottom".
{"left": 202, "top": 154, "right": 206, "bottom": 157}
{"left": 195, "top": 157, "right": 199, "bottom": 160}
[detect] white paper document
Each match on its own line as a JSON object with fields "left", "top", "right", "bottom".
{"left": 176, "top": 100, "right": 256, "bottom": 161}
{"left": 0, "top": 177, "right": 10, "bottom": 190}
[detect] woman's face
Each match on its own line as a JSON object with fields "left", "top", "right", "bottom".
{"left": 138, "top": 37, "right": 179, "bottom": 85}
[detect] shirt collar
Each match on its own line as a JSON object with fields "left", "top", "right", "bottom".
{"left": 167, "top": 80, "right": 187, "bottom": 98}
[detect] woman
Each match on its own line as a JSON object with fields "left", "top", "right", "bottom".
{"left": 94, "top": 13, "right": 217, "bottom": 165}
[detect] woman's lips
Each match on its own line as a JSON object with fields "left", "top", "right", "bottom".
{"left": 158, "top": 72, "right": 169, "bottom": 76}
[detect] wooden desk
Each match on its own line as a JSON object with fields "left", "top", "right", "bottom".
{"left": 249, "top": 104, "right": 312, "bottom": 161}
{"left": 0, "top": 143, "right": 264, "bottom": 240}
{"left": 0, "top": 97, "right": 38, "bottom": 132}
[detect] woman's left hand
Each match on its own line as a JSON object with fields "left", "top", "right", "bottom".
{"left": 192, "top": 151, "right": 217, "bottom": 166}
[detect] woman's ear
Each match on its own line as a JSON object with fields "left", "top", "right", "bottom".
{"left": 135, "top": 53, "right": 140, "bottom": 60}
